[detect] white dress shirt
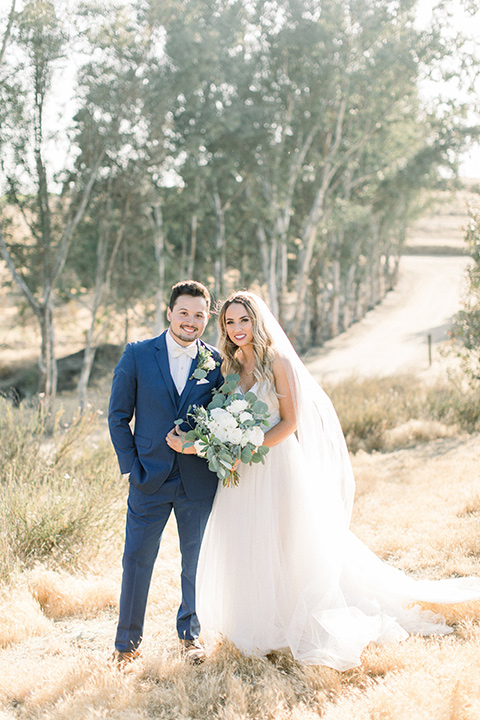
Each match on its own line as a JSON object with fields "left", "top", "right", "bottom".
{"left": 166, "top": 330, "right": 198, "bottom": 395}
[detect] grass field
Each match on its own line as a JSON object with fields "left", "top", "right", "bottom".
{"left": 1, "top": 384, "right": 480, "bottom": 720}
{"left": 1, "top": 183, "right": 480, "bottom": 718}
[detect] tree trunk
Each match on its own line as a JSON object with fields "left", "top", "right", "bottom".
{"left": 77, "top": 188, "right": 128, "bottom": 411}
{"left": 77, "top": 225, "right": 108, "bottom": 412}
{"left": 268, "top": 235, "right": 279, "bottom": 319}
{"left": 187, "top": 212, "right": 198, "bottom": 278}
{"left": 212, "top": 188, "right": 226, "bottom": 300}
{"left": 0, "top": 0, "right": 16, "bottom": 68}
{"left": 258, "top": 223, "right": 280, "bottom": 316}
{"left": 329, "top": 259, "right": 341, "bottom": 338}
{"left": 343, "top": 264, "right": 356, "bottom": 331}
{"left": 289, "top": 176, "right": 330, "bottom": 344}
{"left": 38, "top": 296, "right": 57, "bottom": 406}
{"left": 123, "top": 311, "right": 129, "bottom": 348}
{"left": 151, "top": 200, "right": 166, "bottom": 334}
{"left": 277, "top": 236, "right": 288, "bottom": 325}
{"left": 187, "top": 177, "right": 200, "bottom": 278}
{"left": 257, "top": 224, "right": 270, "bottom": 291}
{"left": 77, "top": 343, "right": 97, "bottom": 414}
{"left": 308, "top": 257, "right": 321, "bottom": 345}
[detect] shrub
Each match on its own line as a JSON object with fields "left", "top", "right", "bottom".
{"left": 426, "top": 380, "right": 480, "bottom": 433}
{"left": 327, "top": 374, "right": 479, "bottom": 453}
{"left": 327, "top": 376, "right": 423, "bottom": 453}
{"left": 0, "top": 399, "right": 123, "bottom": 580}
{"left": 450, "top": 204, "right": 480, "bottom": 385}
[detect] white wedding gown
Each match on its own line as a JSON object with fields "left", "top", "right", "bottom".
{"left": 197, "top": 381, "right": 480, "bottom": 670}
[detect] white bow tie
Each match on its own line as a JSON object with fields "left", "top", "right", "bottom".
{"left": 171, "top": 342, "right": 197, "bottom": 360}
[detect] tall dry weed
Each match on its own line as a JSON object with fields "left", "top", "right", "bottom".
{"left": 328, "top": 373, "right": 480, "bottom": 453}
{"left": 0, "top": 398, "right": 123, "bottom": 579}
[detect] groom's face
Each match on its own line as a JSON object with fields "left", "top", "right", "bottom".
{"left": 167, "top": 294, "right": 209, "bottom": 346}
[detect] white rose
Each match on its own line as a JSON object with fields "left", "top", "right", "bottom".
{"left": 239, "top": 411, "right": 253, "bottom": 424}
{"left": 206, "top": 419, "right": 220, "bottom": 434}
{"left": 226, "top": 426, "right": 243, "bottom": 445}
{"left": 194, "top": 439, "right": 207, "bottom": 457}
{"left": 244, "top": 426, "right": 264, "bottom": 448}
{"left": 228, "top": 399, "right": 248, "bottom": 414}
{"left": 204, "top": 355, "right": 216, "bottom": 371}
{"left": 214, "top": 426, "right": 231, "bottom": 444}
{"left": 210, "top": 407, "right": 237, "bottom": 430}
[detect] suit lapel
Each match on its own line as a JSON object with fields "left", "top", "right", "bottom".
{"left": 154, "top": 331, "right": 178, "bottom": 408}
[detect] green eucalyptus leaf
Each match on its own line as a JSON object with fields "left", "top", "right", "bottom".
{"left": 224, "top": 373, "right": 240, "bottom": 384}
{"left": 221, "top": 380, "right": 237, "bottom": 395}
{"left": 208, "top": 394, "right": 225, "bottom": 409}
{"left": 241, "top": 446, "right": 253, "bottom": 463}
{"left": 193, "top": 368, "right": 207, "bottom": 379}
{"left": 252, "top": 400, "right": 269, "bottom": 414}
{"left": 219, "top": 449, "right": 234, "bottom": 462}
{"left": 209, "top": 456, "right": 220, "bottom": 471}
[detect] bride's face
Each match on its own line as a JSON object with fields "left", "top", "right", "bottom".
{"left": 224, "top": 303, "right": 254, "bottom": 348}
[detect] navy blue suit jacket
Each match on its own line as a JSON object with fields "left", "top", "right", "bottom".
{"left": 108, "top": 331, "right": 223, "bottom": 499}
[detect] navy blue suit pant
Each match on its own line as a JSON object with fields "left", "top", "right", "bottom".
{"left": 115, "top": 472, "right": 214, "bottom": 652}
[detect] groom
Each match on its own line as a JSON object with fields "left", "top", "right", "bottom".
{"left": 108, "top": 280, "right": 223, "bottom": 665}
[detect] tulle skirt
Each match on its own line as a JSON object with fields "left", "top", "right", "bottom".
{"left": 197, "top": 434, "right": 480, "bottom": 670}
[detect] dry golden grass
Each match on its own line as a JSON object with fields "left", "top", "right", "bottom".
{"left": 0, "top": 585, "right": 51, "bottom": 649}
{"left": 383, "top": 418, "right": 458, "bottom": 451}
{"left": 1, "top": 432, "right": 480, "bottom": 719}
{"left": 28, "top": 569, "right": 118, "bottom": 620}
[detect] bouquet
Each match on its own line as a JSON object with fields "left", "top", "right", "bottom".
{"left": 176, "top": 373, "right": 270, "bottom": 487}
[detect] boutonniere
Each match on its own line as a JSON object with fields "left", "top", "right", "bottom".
{"left": 190, "top": 346, "right": 219, "bottom": 380}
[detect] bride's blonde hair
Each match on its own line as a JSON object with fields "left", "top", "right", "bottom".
{"left": 218, "top": 292, "right": 276, "bottom": 399}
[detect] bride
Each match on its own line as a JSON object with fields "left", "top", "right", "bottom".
{"left": 182, "top": 291, "right": 480, "bottom": 670}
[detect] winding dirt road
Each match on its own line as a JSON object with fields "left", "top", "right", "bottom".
{"left": 304, "top": 255, "right": 471, "bottom": 384}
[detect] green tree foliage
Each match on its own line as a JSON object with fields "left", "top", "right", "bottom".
{"left": 137, "top": 0, "right": 477, "bottom": 347}
{"left": 451, "top": 203, "right": 480, "bottom": 383}
{"left": 1, "top": 0, "right": 480, "bottom": 405}
{"left": 0, "top": 0, "right": 103, "bottom": 405}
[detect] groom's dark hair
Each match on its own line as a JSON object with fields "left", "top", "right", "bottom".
{"left": 168, "top": 280, "right": 211, "bottom": 312}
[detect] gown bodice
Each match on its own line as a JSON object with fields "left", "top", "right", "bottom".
{"left": 236, "top": 381, "right": 281, "bottom": 428}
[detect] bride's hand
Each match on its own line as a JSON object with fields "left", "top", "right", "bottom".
{"left": 165, "top": 427, "right": 195, "bottom": 454}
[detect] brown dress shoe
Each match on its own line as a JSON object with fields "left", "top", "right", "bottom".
{"left": 180, "top": 638, "right": 206, "bottom": 664}
{"left": 111, "top": 648, "right": 141, "bottom": 668}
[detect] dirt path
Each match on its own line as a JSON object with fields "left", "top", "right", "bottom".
{"left": 304, "top": 255, "right": 470, "bottom": 384}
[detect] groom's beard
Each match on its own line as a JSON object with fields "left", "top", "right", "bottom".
{"left": 169, "top": 324, "right": 203, "bottom": 344}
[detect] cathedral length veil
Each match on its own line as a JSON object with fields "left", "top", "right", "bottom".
{"left": 213, "top": 292, "right": 480, "bottom": 667}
